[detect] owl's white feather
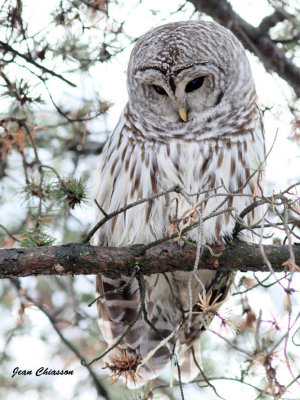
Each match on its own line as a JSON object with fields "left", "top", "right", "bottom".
{"left": 93, "top": 20, "right": 265, "bottom": 388}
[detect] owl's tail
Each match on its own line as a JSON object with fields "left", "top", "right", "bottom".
{"left": 96, "top": 273, "right": 207, "bottom": 389}
{"left": 96, "top": 274, "right": 171, "bottom": 388}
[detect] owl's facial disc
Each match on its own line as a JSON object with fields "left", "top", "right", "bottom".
{"left": 133, "top": 64, "right": 224, "bottom": 123}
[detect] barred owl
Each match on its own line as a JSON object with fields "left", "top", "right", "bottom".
{"left": 94, "top": 21, "right": 264, "bottom": 387}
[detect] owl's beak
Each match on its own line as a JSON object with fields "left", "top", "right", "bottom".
{"left": 178, "top": 106, "right": 187, "bottom": 122}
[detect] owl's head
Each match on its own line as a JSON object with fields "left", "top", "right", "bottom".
{"left": 127, "top": 21, "right": 255, "bottom": 124}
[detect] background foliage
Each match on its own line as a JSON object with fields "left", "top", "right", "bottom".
{"left": 0, "top": 1, "right": 299, "bottom": 399}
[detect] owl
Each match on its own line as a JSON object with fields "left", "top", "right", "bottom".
{"left": 94, "top": 21, "right": 265, "bottom": 388}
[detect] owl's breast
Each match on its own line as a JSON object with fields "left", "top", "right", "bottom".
{"left": 95, "top": 125, "right": 263, "bottom": 246}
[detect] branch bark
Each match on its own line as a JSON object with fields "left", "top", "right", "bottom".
{"left": 0, "top": 241, "right": 299, "bottom": 279}
{"left": 188, "top": 0, "right": 300, "bottom": 97}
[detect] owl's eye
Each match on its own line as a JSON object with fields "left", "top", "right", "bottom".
{"left": 151, "top": 85, "right": 167, "bottom": 95}
{"left": 185, "top": 76, "right": 205, "bottom": 93}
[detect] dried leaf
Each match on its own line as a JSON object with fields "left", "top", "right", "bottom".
{"left": 240, "top": 308, "right": 257, "bottom": 331}
{"left": 241, "top": 277, "right": 256, "bottom": 289}
{"left": 0, "top": 135, "right": 15, "bottom": 159}
{"left": 282, "top": 259, "right": 300, "bottom": 272}
{"left": 14, "top": 128, "right": 26, "bottom": 152}
{"left": 0, "top": 237, "right": 15, "bottom": 248}
{"left": 284, "top": 294, "right": 292, "bottom": 313}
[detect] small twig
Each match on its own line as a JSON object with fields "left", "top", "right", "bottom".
{"left": 94, "top": 199, "right": 108, "bottom": 218}
{"left": 82, "top": 306, "right": 143, "bottom": 367}
{"left": 0, "top": 224, "right": 20, "bottom": 242}
{"left": 157, "top": 376, "right": 273, "bottom": 396}
{"left": 254, "top": 310, "right": 263, "bottom": 351}
{"left": 175, "top": 186, "right": 204, "bottom": 328}
{"left": 136, "top": 272, "right": 173, "bottom": 354}
{"left": 203, "top": 317, "right": 253, "bottom": 358}
{"left": 176, "top": 362, "right": 185, "bottom": 400}
{"left": 43, "top": 81, "right": 105, "bottom": 123}
{"left": 259, "top": 216, "right": 286, "bottom": 291}
{"left": 88, "top": 265, "right": 139, "bottom": 307}
{"left": 19, "top": 121, "right": 45, "bottom": 228}
{"left": 136, "top": 322, "right": 182, "bottom": 373}
{"left": 83, "top": 185, "right": 180, "bottom": 243}
{"left": 232, "top": 272, "right": 290, "bottom": 296}
{"left": 191, "top": 346, "right": 226, "bottom": 400}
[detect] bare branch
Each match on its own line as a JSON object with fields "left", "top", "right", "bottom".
{"left": 0, "top": 41, "right": 76, "bottom": 87}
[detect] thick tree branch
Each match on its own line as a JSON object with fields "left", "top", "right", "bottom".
{"left": 258, "top": 9, "right": 289, "bottom": 34}
{"left": 0, "top": 241, "right": 299, "bottom": 279}
{"left": 188, "top": 0, "right": 300, "bottom": 97}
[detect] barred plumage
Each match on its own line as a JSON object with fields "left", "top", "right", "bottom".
{"left": 94, "top": 20, "right": 265, "bottom": 388}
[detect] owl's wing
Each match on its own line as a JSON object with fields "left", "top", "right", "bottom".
{"left": 93, "top": 109, "right": 173, "bottom": 387}
{"left": 96, "top": 275, "right": 141, "bottom": 347}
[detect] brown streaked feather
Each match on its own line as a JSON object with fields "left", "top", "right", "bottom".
{"left": 94, "top": 20, "right": 265, "bottom": 389}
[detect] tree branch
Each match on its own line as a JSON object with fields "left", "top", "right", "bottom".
{"left": 258, "top": 9, "right": 289, "bottom": 34}
{"left": 188, "top": 0, "right": 300, "bottom": 97}
{"left": 10, "top": 277, "right": 111, "bottom": 399}
{"left": 0, "top": 241, "right": 299, "bottom": 279}
{"left": 0, "top": 41, "right": 76, "bottom": 88}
